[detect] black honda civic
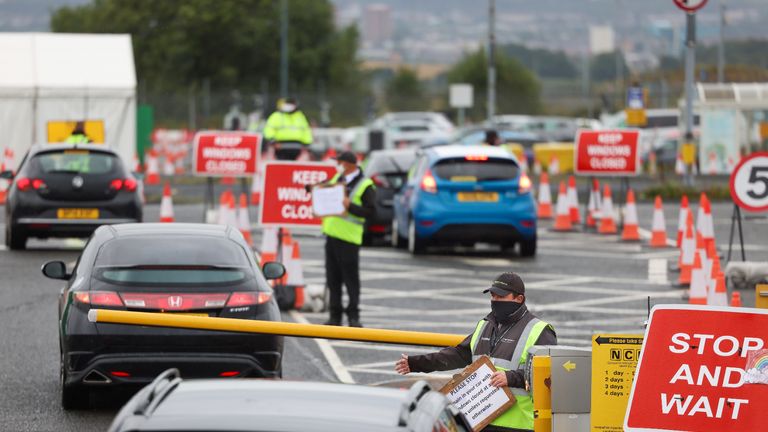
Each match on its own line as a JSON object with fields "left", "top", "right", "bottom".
{"left": 42, "top": 223, "right": 286, "bottom": 410}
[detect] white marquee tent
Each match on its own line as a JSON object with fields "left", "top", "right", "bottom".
{"left": 0, "top": 33, "right": 136, "bottom": 169}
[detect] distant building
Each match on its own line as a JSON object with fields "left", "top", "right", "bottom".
{"left": 589, "top": 25, "right": 615, "bottom": 55}
{"left": 362, "top": 4, "right": 393, "bottom": 48}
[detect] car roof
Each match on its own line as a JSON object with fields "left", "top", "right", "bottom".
{"left": 427, "top": 144, "right": 512, "bottom": 160}
{"left": 369, "top": 148, "right": 417, "bottom": 157}
{"left": 30, "top": 143, "right": 118, "bottom": 155}
{"left": 103, "top": 223, "right": 233, "bottom": 238}
{"left": 138, "top": 380, "right": 410, "bottom": 431}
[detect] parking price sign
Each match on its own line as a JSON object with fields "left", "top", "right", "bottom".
{"left": 625, "top": 305, "right": 768, "bottom": 432}
{"left": 590, "top": 334, "right": 643, "bottom": 432}
{"left": 574, "top": 130, "right": 640, "bottom": 176}
{"left": 192, "top": 131, "right": 261, "bottom": 177}
{"left": 258, "top": 161, "right": 337, "bottom": 227}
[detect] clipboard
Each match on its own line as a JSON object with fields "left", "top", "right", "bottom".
{"left": 311, "top": 184, "right": 346, "bottom": 217}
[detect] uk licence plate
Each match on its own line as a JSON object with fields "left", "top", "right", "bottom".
{"left": 57, "top": 208, "right": 99, "bottom": 219}
{"left": 457, "top": 192, "right": 499, "bottom": 202}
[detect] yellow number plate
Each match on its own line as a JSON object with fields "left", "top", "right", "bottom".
{"left": 457, "top": 192, "right": 499, "bottom": 202}
{"left": 57, "top": 208, "right": 99, "bottom": 219}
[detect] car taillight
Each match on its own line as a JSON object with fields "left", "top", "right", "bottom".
{"left": 466, "top": 155, "right": 488, "bottom": 161}
{"left": 123, "top": 178, "right": 138, "bottom": 191}
{"left": 226, "top": 292, "right": 272, "bottom": 307}
{"left": 110, "top": 178, "right": 138, "bottom": 192}
{"left": 16, "top": 177, "right": 46, "bottom": 191}
{"left": 420, "top": 169, "right": 437, "bottom": 194}
{"left": 518, "top": 174, "right": 532, "bottom": 194}
{"left": 370, "top": 174, "right": 389, "bottom": 188}
{"left": 74, "top": 291, "right": 124, "bottom": 307}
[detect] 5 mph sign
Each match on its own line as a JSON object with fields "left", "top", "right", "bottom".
{"left": 730, "top": 152, "right": 768, "bottom": 212}
{"left": 673, "top": 0, "right": 708, "bottom": 12}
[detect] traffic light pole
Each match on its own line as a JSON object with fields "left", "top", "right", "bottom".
{"left": 487, "top": 0, "right": 496, "bottom": 122}
{"left": 683, "top": 12, "right": 697, "bottom": 186}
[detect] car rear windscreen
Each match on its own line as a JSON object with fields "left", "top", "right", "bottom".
{"left": 33, "top": 150, "right": 119, "bottom": 175}
{"left": 365, "top": 152, "right": 416, "bottom": 175}
{"left": 433, "top": 157, "right": 519, "bottom": 181}
{"left": 95, "top": 236, "right": 251, "bottom": 267}
{"left": 97, "top": 268, "right": 247, "bottom": 285}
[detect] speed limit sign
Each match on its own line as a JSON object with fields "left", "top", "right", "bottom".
{"left": 673, "top": 0, "right": 708, "bottom": 12}
{"left": 730, "top": 152, "right": 768, "bottom": 212}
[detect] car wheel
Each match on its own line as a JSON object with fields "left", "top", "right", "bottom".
{"left": 407, "top": 219, "right": 425, "bottom": 255}
{"left": 520, "top": 237, "right": 537, "bottom": 257}
{"left": 6, "top": 223, "right": 27, "bottom": 250}
{"left": 60, "top": 357, "right": 89, "bottom": 410}
{"left": 391, "top": 218, "right": 406, "bottom": 249}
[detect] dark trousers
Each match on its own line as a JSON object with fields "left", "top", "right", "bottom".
{"left": 325, "top": 236, "right": 360, "bottom": 322}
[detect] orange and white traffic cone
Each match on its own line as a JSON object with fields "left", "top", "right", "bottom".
{"left": 688, "top": 248, "right": 707, "bottom": 305}
{"left": 674, "top": 154, "right": 685, "bottom": 175}
{"left": 162, "top": 154, "right": 175, "bottom": 177}
{"left": 145, "top": 150, "right": 161, "bottom": 185}
{"left": 621, "top": 188, "right": 640, "bottom": 241}
{"left": 174, "top": 152, "right": 186, "bottom": 175}
{"left": 730, "top": 292, "right": 742, "bottom": 307}
{"left": 586, "top": 179, "right": 601, "bottom": 229}
{"left": 567, "top": 175, "right": 581, "bottom": 224}
{"left": 251, "top": 169, "right": 262, "bottom": 205}
{"left": 533, "top": 158, "right": 542, "bottom": 176}
{"left": 695, "top": 193, "right": 709, "bottom": 249}
{"left": 649, "top": 195, "right": 669, "bottom": 247}
{"left": 676, "top": 195, "right": 689, "bottom": 248}
{"left": 553, "top": 181, "right": 573, "bottom": 231}
{"left": 678, "top": 212, "right": 696, "bottom": 286}
{"left": 217, "top": 191, "right": 231, "bottom": 225}
{"left": 322, "top": 147, "right": 337, "bottom": 162}
{"left": 133, "top": 153, "right": 142, "bottom": 173}
{"left": 221, "top": 176, "right": 236, "bottom": 186}
{"left": 708, "top": 255, "right": 727, "bottom": 306}
{"left": 237, "top": 193, "right": 254, "bottom": 247}
{"left": 259, "top": 227, "right": 278, "bottom": 267}
{"left": 598, "top": 185, "right": 617, "bottom": 234}
{"left": 548, "top": 155, "right": 560, "bottom": 176}
{"left": 284, "top": 240, "right": 306, "bottom": 310}
{"left": 159, "top": 182, "right": 175, "bottom": 222}
{"left": 297, "top": 149, "right": 311, "bottom": 162}
{"left": 701, "top": 196, "right": 715, "bottom": 248}
{"left": 0, "top": 162, "right": 8, "bottom": 205}
{"left": 224, "top": 192, "right": 238, "bottom": 228}
{"left": 536, "top": 172, "right": 553, "bottom": 219}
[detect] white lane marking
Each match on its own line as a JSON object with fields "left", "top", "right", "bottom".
{"left": 288, "top": 310, "right": 355, "bottom": 384}
{"left": 648, "top": 258, "right": 668, "bottom": 284}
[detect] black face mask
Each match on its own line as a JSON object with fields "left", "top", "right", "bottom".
{"left": 491, "top": 300, "right": 523, "bottom": 322}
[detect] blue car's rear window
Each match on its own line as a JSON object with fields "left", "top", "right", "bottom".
{"left": 433, "top": 157, "right": 519, "bottom": 181}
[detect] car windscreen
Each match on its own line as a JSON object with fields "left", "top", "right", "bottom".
{"left": 32, "top": 150, "right": 120, "bottom": 175}
{"left": 433, "top": 157, "right": 519, "bottom": 182}
{"left": 364, "top": 152, "right": 416, "bottom": 175}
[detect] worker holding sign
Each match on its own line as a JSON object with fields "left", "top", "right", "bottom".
{"left": 395, "top": 272, "right": 556, "bottom": 432}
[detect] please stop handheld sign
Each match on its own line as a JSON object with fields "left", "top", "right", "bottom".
{"left": 625, "top": 305, "right": 768, "bottom": 432}
{"left": 574, "top": 130, "right": 640, "bottom": 176}
{"left": 729, "top": 152, "right": 768, "bottom": 212}
{"left": 258, "top": 162, "right": 337, "bottom": 227}
{"left": 192, "top": 131, "right": 261, "bottom": 177}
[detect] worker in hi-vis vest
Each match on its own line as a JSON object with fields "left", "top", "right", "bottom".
{"left": 65, "top": 121, "right": 91, "bottom": 144}
{"left": 263, "top": 97, "right": 312, "bottom": 160}
{"left": 395, "top": 272, "right": 557, "bottom": 432}
{"left": 313, "top": 151, "right": 375, "bottom": 328}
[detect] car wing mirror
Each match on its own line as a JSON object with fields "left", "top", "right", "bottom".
{"left": 41, "top": 261, "right": 71, "bottom": 280}
{"left": 0, "top": 170, "right": 14, "bottom": 180}
{"left": 262, "top": 262, "right": 286, "bottom": 280}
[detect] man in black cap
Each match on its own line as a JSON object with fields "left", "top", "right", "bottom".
{"left": 394, "top": 272, "right": 556, "bottom": 432}
{"left": 314, "top": 151, "right": 376, "bottom": 327}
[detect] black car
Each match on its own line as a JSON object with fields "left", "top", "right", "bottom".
{"left": 1, "top": 144, "right": 142, "bottom": 250}
{"left": 108, "top": 369, "right": 470, "bottom": 432}
{"left": 42, "top": 223, "right": 286, "bottom": 410}
{"left": 362, "top": 149, "right": 417, "bottom": 244}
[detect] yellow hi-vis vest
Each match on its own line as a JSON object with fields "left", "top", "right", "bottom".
{"left": 321, "top": 173, "right": 374, "bottom": 245}
{"left": 65, "top": 134, "right": 90, "bottom": 144}
{"left": 263, "top": 111, "right": 312, "bottom": 145}
{"left": 469, "top": 317, "right": 551, "bottom": 431}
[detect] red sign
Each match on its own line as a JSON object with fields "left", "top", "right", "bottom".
{"left": 574, "top": 130, "right": 640, "bottom": 176}
{"left": 673, "top": 0, "right": 708, "bottom": 13}
{"left": 258, "top": 162, "right": 337, "bottom": 227}
{"left": 729, "top": 152, "right": 768, "bottom": 212}
{"left": 626, "top": 305, "right": 768, "bottom": 432}
{"left": 192, "top": 131, "right": 261, "bottom": 177}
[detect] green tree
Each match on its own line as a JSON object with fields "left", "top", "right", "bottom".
{"left": 590, "top": 51, "right": 630, "bottom": 82}
{"left": 446, "top": 48, "right": 541, "bottom": 117}
{"left": 385, "top": 68, "right": 427, "bottom": 111}
{"left": 502, "top": 44, "right": 578, "bottom": 80}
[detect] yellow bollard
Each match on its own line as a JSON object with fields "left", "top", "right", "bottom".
{"left": 756, "top": 284, "right": 768, "bottom": 309}
{"left": 532, "top": 355, "right": 552, "bottom": 432}
{"left": 88, "top": 309, "right": 465, "bottom": 347}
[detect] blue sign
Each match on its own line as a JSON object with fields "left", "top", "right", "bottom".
{"left": 627, "top": 87, "right": 644, "bottom": 110}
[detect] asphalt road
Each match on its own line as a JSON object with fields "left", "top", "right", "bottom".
{"left": 0, "top": 201, "right": 766, "bottom": 431}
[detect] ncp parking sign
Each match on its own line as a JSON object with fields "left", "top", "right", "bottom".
{"left": 258, "top": 162, "right": 337, "bottom": 227}
{"left": 625, "top": 305, "right": 768, "bottom": 432}
{"left": 729, "top": 152, "right": 768, "bottom": 212}
{"left": 192, "top": 131, "right": 261, "bottom": 177}
{"left": 574, "top": 130, "right": 640, "bottom": 176}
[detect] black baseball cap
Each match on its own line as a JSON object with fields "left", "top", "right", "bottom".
{"left": 483, "top": 272, "right": 525, "bottom": 296}
{"left": 335, "top": 151, "right": 357, "bottom": 164}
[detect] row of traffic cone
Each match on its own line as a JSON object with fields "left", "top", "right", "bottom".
{"left": 259, "top": 227, "right": 306, "bottom": 310}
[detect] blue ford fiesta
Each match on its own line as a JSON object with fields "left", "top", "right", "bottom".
{"left": 391, "top": 145, "right": 536, "bottom": 256}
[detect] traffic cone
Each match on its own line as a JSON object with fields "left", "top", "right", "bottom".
{"left": 707, "top": 152, "right": 718, "bottom": 175}
{"left": 518, "top": 154, "right": 529, "bottom": 173}
{"left": 322, "top": 147, "right": 337, "bottom": 162}
{"left": 730, "top": 292, "right": 742, "bottom": 307}
{"left": 695, "top": 193, "right": 708, "bottom": 249}
{"left": 567, "top": 176, "right": 581, "bottom": 224}
{"left": 675, "top": 154, "right": 685, "bottom": 175}
{"left": 649, "top": 196, "right": 668, "bottom": 247}
{"left": 297, "top": 149, "right": 311, "bottom": 162}
{"left": 621, "top": 189, "right": 640, "bottom": 241}
{"left": 533, "top": 158, "right": 542, "bottom": 176}
{"left": 221, "top": 176, "right": 236, "bottom": 186}
{"left": 162, "top": 154, "right": 175, "bottom": 177}
{"left": 159, "top": 182, "right": 175, "bottom": 223}
{"left": 3, "top": 147, "right": 15, "bottom": 172}
{"left": 648, "top": 152, "right": 658, "bottom": 177}
{"left": 259, "top": 227, "right": 278, "bottom": 267}
{"left": 688, "top": 249, "right": 707, "bottom": 305}
{"left": 251, "top": 169, "right": 262, "bottom": 205}
{"left": 676, "top": 195, "right": 689, "bottom": 248}
{"left": 553, "top": 181, "right": 573, "bottom": 231}
{"left": 598, "top": 185, "right": 617, "bottom": 234}
{"left": 0, "top": 162, "right": 7, "bottom": 205}
{"left": 701, "top": 196, "right": 715, "bottom": 248}
{"left": 548, "top": 155, "right": 560, "bottom": 176}
{"left": 133, "top": 153, "right": 142, "bottom": 173}
{"left": 708, "top": 255, "right": 727, "bottom": 306}
{"left": 586, "top": 179, "right": 601, "bottom": 229}
{"left": 237, "top": 193, "right": 254, "bottom": 247}
{"left": 536, "top": 172, "right": 553, "bottom": 219}
{"left": 224, "top": 192, "right": 238, "bottom": 228}
{"left": 145, "top": 151, "right": 161, "bottom": 185}
{"left": 174, "top": 152, "right": 186, "bottom": 175}
{"left": 284, "top": 240, "right": 306, "bottom": 310}
{"left": 678, "top": 212, "right": 696, "bottom": 286}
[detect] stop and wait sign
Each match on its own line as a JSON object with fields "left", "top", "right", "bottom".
{"left": 258, "top": 162, "right": 337, "bottom": 227}
{"left": 574, "top": 130, "right": 640, "bottom": 176}
{"left": 192, "top": 131, "right": 261, "bottom": 177}
{"left": 625, "top": 305, "right": 768, "bottom": 432}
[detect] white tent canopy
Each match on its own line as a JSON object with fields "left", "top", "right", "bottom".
{"left": 0, "top": 33, "right": 136, "bottom": 169}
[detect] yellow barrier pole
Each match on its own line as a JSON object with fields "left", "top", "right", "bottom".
{"left": 532, "top": 355, "right": 552, "bottom": 432}
{"left": 88, "top": 309, "right": 465, "bottom": 347}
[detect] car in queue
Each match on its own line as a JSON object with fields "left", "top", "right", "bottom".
{"left": 361, "top": 148, "right": 417, "bottom": 245}
{"left": 43, "top": 223, "right": 286, "bottom": 410}
{"left": 107, "top": 369, "right": 470, "bottom": 432}
{"left": 392, "top": 145, "right": 536, "bottom": 256}
{"left": 1, "top": 144, "right": 142, "bottom": 250}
